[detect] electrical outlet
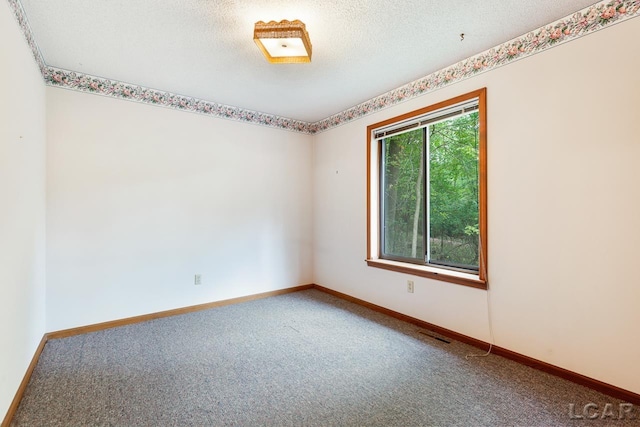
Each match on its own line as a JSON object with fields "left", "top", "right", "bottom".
{"left": 194, "top": 274, "right": 202, "bottom": 285}
{"left": 407, "top": 280, "right": 414, "bottom": 293}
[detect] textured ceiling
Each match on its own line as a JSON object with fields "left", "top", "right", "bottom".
{"left": 18, "top": 0, "right": 601, "bottom": 123}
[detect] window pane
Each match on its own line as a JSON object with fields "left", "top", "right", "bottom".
{"left": 382, "top": 129, "right": 424, "bottom": 260}
{"left": 428, "top": 112, "right": 479, "bottom": 270}
{"left": 368, "top": 89, "right": 487, "bottom": 286}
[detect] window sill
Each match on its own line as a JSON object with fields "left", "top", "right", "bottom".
{"left": 365, "top": 258, "right": 487, "bottom": 290}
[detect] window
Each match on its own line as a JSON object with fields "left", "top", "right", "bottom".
{"left": 366, "top": 89, "right": 487, "bottom": 289}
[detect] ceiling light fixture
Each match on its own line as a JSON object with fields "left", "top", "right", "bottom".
{"left": 253, "top": 20, "right": 312, "bottom": 64}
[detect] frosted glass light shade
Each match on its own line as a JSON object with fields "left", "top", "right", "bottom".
{"left": 254, "top": 20, "right": 312, "bottom": 64}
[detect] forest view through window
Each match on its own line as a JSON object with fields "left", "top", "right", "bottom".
{"left": 368, "top": 88, "right": 487, "bottom": 286}
{"left": 382, "top": 107, "right": 479, "bottom": 270}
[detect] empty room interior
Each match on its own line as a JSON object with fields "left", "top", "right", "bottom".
{"left": 2, "top": 0, "right": 639, "bottom": 425}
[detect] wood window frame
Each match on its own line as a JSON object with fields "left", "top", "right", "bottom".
{"left": 366, "top": 88, "right": 487, "bottom": 290}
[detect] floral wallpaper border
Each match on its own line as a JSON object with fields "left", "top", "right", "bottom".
{"left": 312, "top": 0, "right": 640, "bottom": 133}
{"left": 7, "top": 0, "right": 640, "bottom": 135}
{"left": 7, "top": 0, "right": 46, "bottom": 76}
{"left": 43, "top": 66, "right": 312, "bottom": 133}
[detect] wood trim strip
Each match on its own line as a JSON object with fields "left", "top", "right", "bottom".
{"left": 488, "top": 346, "right": 640, "bottom": 405}
{"left": 477, "top": 87, "right": 488, "bottom": 283}
{"left": 1, "top": 335, "right": 48, "bottom": 427}
{"left": 312, "top": 284, "right": 640, "bottom": 405}
{"left": 313, "top": 284, "right": 490, "bottom": 348}
{"left": 48, "top": 284, "right": 314, "bottom": 340}
{"left": 365, "top": 259, "right": 487, "bottom": 290}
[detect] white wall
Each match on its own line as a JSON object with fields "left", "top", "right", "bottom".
{"left": 46, "top": 89, "right": 313, "bottom": 331}
{"left": 0, "top": 1, "right": 47, "bottom": 419}
{"left": 313, "top": 17, "right": 640, "bottom": 395}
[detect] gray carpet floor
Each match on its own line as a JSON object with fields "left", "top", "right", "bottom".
{"left": 11, "top": 289, "right": 637, "bottom": 426}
